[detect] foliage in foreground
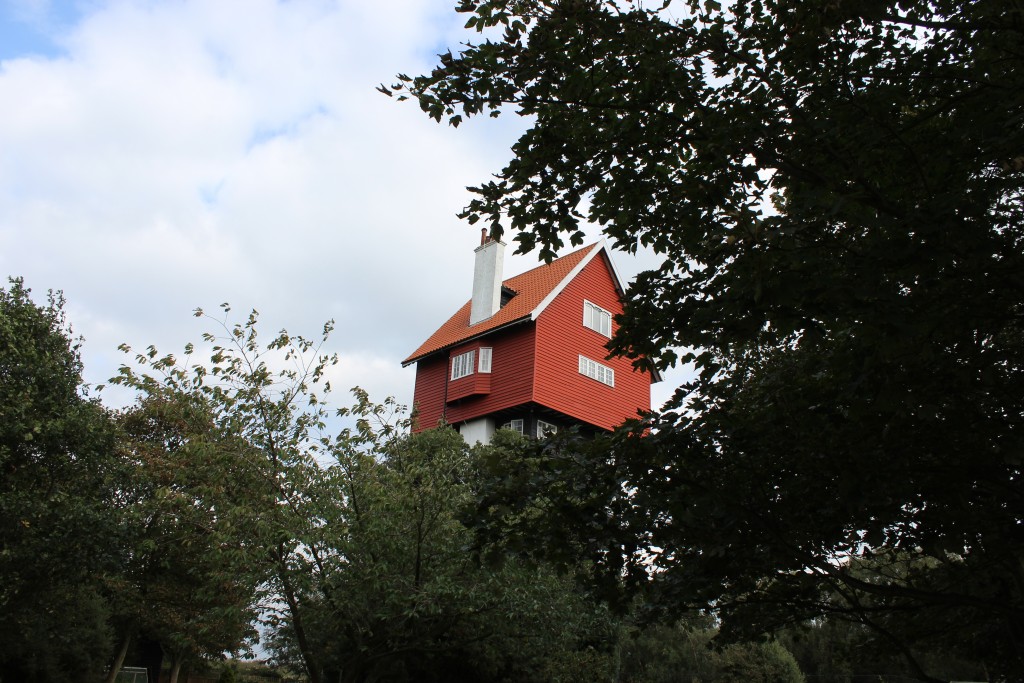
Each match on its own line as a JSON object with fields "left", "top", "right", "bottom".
{"left": 392, "top": 0, "right": 1024, "bottom": 677}
{"left": 108, "top": 393, "right": 264, "bottom": 681}
{"left": 0, "top": 282, "right": 265, "bottom": 683}
{"left": 0, "top": 279, "right": 119, "bottom": 682}
{"left": 266, "top": 427, "right": 618, "bottom": 683}
{"left": 0, "top": 281, "right": 996, "bottom": 681}
{"left": 115, "top": 306, "right": 619, "bottom": 683}
{"left": 0, "top": 286, "right": 619, "bottom": 682}
{"left": 618, "top": 618, "right": 805, "bottom": 683}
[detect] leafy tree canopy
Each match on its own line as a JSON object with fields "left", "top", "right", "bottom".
{"left": 114, "top": 308, "right": 616, "bottom": 683}
{"left": 393, "top": 0, "right": 1024, "bottom": 678}
{"left": 110, "top": 392, "right": 265, "bottom": 678}
{"left": 112, "top": 306, "right": 342, "bottom": 683}
{"left": 0, "top": 278, "right": 120, "bottom": 682}
{"left": 288, "top": 425, "right": 618, "bottom": 683}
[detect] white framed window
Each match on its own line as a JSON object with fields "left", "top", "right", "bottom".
{"left": 583, "top": 300, "right": 612, "bottom": 337}
{"left": 536, "top": 420, "right": 557, "bottom": 438}
{"left": 579, "top": 355, "right": 615, "bottom": 387}
{"left": 478, "top": 347, "right": 492, "bottom": 374}
{"left": 451, "top": 349, "right": 475, "bottom": 380}
{"left": 502, "top": 419, "right": 524, "bottom": 434}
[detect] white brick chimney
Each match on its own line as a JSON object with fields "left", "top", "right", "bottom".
{"left": 470, "top": 228, "right": 505, "bottom": 325}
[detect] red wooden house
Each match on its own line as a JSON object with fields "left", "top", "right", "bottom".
{"left": 403, "top": 234, "right": 659, "bottom": 444}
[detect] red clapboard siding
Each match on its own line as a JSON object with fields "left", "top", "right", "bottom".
{"left": 411, "top": 354, "right": 448, "bottom": 432}
{"left": 533, "top": 252, "right": 651, "bottom": 430}
{"left": 411, "top": 323, "right": 537, "bottom": 431}
{"left": 444, "top": 324, "right": 536, "bottom": 424}
{"left": 409, "top": 243, "right": 654, "bottom": 435}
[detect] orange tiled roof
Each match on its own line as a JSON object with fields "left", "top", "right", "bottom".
{"left": 403, "top": 243, "right": 601, "bottom": 365}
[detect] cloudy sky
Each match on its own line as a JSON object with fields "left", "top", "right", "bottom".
{"left": 1, "top": 0, "right": 686, "bottom": 418}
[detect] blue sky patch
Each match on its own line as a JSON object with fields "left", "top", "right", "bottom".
{"left": 0, "top": 0, "right": 88, "bottom": 63}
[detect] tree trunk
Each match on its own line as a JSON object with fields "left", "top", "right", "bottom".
{"left": 277, "top": 549, "right": 322, "bottom": 683}
{"left": 104, "top": 630, "right": 133, "bottom": 683}
{"left": 169, "top": 656, "right": 183, "bottom": 683}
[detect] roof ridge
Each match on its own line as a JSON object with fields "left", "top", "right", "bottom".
{"left": 402, "top": 242, "right": 603, "bottom": 366}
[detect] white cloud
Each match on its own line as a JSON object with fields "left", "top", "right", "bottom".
{"left": 0, "top": 0, "right": 689, "bottom": 417}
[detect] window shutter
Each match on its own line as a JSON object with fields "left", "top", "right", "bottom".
{"left": 583, "top": 300, "right": 612, "bottom": 337}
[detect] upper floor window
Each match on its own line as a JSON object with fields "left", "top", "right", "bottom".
{"left": 584, "top": 300, "right": 612, "bottom": 337}
{"left": 579, "top": 355, "right": 615, "bottom": 387}
{"left": 451, "top": 349, "right": 475, "bottom": 380}
{"left": 478, "top": 347, "right": 492, "bottom": 374}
